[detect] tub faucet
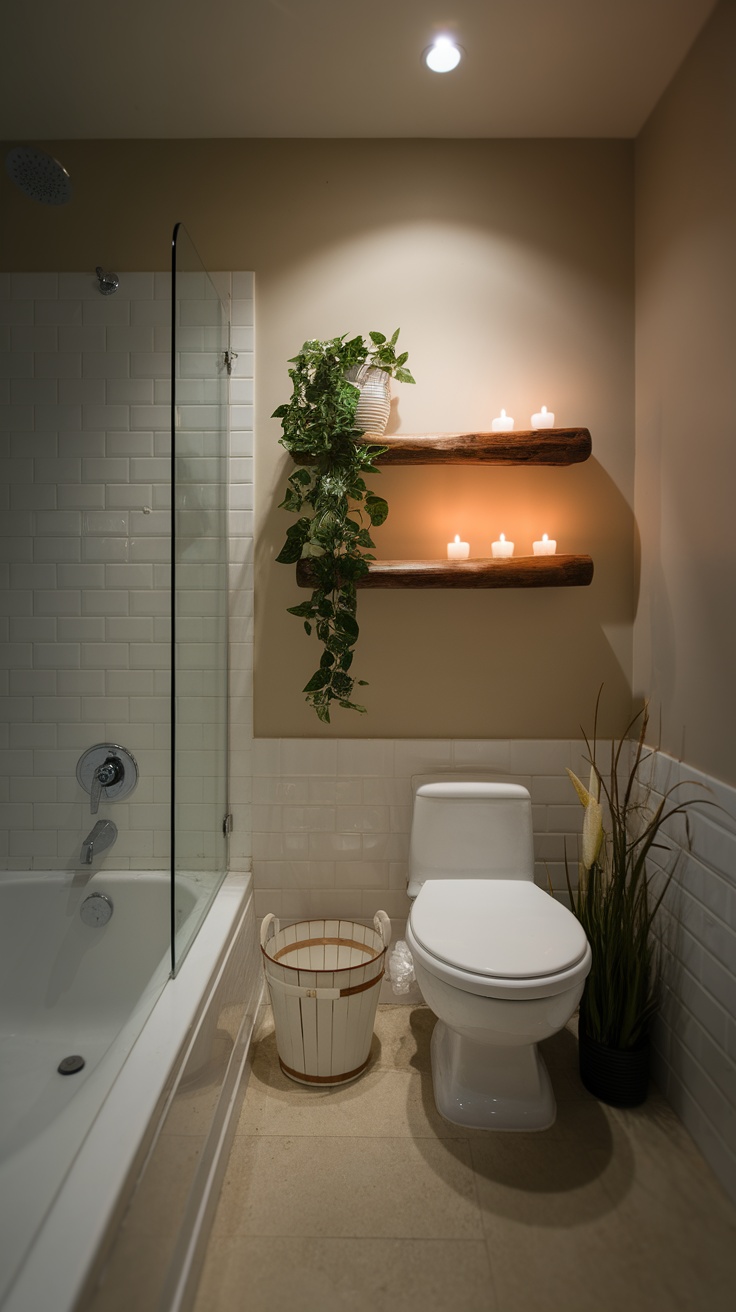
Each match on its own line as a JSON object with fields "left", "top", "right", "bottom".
{"left": 80, "top": 819, "right": 117, "bottom": 866}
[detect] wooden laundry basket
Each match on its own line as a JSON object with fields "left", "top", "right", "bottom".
{"left": 260, "top": 912, "right": 391, "bottom": 1086}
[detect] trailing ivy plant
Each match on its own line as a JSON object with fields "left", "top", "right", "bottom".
{"left": 273, "top": 331, "right": 415, "bottom": 722}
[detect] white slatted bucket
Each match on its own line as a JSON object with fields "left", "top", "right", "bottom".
{"left": 260, "top": 912, "right": 392, "bottom": 1086}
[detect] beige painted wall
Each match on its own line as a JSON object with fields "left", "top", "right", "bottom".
{"left": 0, "top": 138, "right": 635, "bottom": 739}
{"left": 634, "top": 0, "right": 736, "bottom": 785}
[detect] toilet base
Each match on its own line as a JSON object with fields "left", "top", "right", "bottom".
{"left": 430, "top": 1021, "right": 556, "bottom": 1131}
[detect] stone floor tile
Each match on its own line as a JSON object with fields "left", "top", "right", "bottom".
{"left": 238, "top": 1058, "right": 461, "bottom": 1139}
{"left": 194, "top": 1236, "right": 497, "bottom": 1312}
{"left": 209, "top": 1134, "right": 483, "bottom": 1240}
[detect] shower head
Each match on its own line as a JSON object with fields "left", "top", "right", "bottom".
{"left": 5, "top": 146, "right": 72, "bottom": 205}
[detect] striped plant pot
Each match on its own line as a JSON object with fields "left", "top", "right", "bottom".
{"left": 346, "top": 365, "right": 392, "bottom": 435}
{"left": 261, "top": 912, "right": 391, "bottom": 1086}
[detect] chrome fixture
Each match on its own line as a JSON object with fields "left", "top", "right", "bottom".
{"left": 80, "top": 891, "right": 114, "bottom": 926}
{"left": 223, "top": 349, "right": 238, "bottom": 376}
{"left": 5, "top": 146, "right": 72, "bottom": 205}
{"left": 80, "top": 820, "right": 118, "bottom": 867}
{"left": 95, "top": 265, "right": 119, "bottom": 295}
{"left": 76, "top": 743, "right": 138, "bottom": 814}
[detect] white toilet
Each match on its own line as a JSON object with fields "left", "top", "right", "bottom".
{"left": 405, "top": 781, "right": 591, "bottom": 1131}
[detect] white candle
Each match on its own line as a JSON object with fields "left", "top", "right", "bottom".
{"left": 491, "top": 408, "right": 514, "bottom": 432}
{"left": 447, "top": 534, "right": 470, "bottom": 561}
{"left": 533, "top": 533, "right": 557, "bottom": 555}
{"left": 491, "top": 532, "right": 514, "bottom": 559}
{"left": 531, "top": 405, "right": 555, "bottom": 428}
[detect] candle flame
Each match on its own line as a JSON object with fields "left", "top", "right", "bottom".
{"left": 454, "top": 534, "right": 460, "bottom": 544}
{"left": 541, "top": 406, "right": 548, "bottom": 414}
{"left": 543, "top": 533, "right": 548, "bottom": 542}
{"left": 500, "top": 533, "right": 505, "bottom": 542}
{"left": 500, "top": 409, "right": 506, "bottom": 417}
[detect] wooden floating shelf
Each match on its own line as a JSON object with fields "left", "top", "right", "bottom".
{"left": 291, "top": 428, "right": 591, "bottom": 466}
{"left": 296, "top": 555, "right": 594, "bottom": 590}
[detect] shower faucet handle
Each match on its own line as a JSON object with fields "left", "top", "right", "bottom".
{"left": 90, "top": 755, "right": 124, "bottom": 814}
{"left": 77, "top": 743, "right": 139, "bottom": 814}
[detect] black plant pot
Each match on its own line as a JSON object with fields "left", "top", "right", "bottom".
{"left": 578, "top": 1018, "right": 650, "bottom": 1107}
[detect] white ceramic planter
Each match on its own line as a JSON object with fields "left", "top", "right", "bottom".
{"left": 348, "top": 365, "right": 392, "bottom": 435}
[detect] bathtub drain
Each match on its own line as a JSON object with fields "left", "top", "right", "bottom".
{"left": 58, "top": 1055, "right": 86, "bottom": 1075}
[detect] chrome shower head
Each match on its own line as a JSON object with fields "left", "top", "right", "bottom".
{"left": 5, "top": 146, "right": 72, "bottom": 205}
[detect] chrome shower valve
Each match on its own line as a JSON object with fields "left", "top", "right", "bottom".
{"left": 76, "top": 743, "right": 139, "bottom": 814}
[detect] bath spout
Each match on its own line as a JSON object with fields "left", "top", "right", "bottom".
{"left": 80, "top": 819, "right": 117, "bottom": 866}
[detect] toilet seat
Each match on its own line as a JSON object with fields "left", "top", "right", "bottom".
{"left": 407, "top": 879, "right": 591, "bottom": 1001}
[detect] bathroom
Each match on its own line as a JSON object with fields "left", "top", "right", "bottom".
{"left": 1, "top": 1, "right": 736, "bottom": 1308}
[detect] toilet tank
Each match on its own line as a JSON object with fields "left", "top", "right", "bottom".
{"left": 407, "top": 781, "right": 535, "bottom": 896}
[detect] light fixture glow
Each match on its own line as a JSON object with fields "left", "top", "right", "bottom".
{"left": 424, "top": 36, "right": 462, "bottom": 74}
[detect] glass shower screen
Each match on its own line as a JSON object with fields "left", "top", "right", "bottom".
{"left": 170, "top": 223, "right": 229, "bottom": 973}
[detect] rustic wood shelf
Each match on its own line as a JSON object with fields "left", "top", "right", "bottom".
{"left": 296, "top": 555, "right": 594, "bottom": 590}
{"left": 292, "top": 428, "right": 591, "bottom": 466}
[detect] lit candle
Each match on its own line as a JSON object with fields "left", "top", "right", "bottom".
{"left": 491, "top": 408, "right": 514, "bottom": 432}
{"left": 531, "top": 405, "right": 555, "bottom": 428}
{"left": 447, "top": 534, "right": 470, "bottom": 561}
{"left": 533, "top": 533, "right": 557, "bottom": 555}
{"left": 491, "top": 532, "right": 514, "bottom": 558}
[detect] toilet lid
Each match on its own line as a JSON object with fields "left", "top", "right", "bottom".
{"left": 410, "top": 880, "right": 588, "bottom": 980}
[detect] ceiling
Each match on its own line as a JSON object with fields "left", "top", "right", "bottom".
{"left": 1, "top": 0, "right": 716, "bottom": 140}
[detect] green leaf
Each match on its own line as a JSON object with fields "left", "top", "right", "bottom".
{"left": 275, "top": 536, "right": 305, "bottom": 564}
{"left": 394, "top": 367, "right": 415, "bottom": 385}
{"left": 336, "top": 609, "right": 359, "bottom": 639}
{"left": 303, "top": 669, "right": 331, "bottom": 693}
{"left": 279, "top": 489, "right": 304, "bottom": 513}
{"left": 285, "top": 517, "right": 311, "bottom": 540}
{"left": 286, "top": 601, "right": 315, "bottom": 618}
{"left": 369, "top": 331, "right": 386, "bottom": 345}
{"left": 365, "top": 495, "right": 389, "bottom": 526}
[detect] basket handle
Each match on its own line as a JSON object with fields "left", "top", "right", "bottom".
{"left": 260, "top": 913, "right": 280, "bottom": 949}
{"left": 373, "top": 910, "right": 392, "bottom": 951}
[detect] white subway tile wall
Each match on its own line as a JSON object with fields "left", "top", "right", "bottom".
{"left": 0, "top": 271, "right": 254, "bottom": 873}
{"left": 645, "top": 751, "right": 736, "bottom": 1204}
{"left": 250, "top": 737, "right": 592, "bottom": 928}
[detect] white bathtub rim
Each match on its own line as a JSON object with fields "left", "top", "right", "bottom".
{"left": 2, "top": 871, "right": 250, "bottom": 1312}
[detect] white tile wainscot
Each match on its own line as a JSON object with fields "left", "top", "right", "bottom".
{"left": 647, "top": 750, "right": 736, "bottom": 1205}
{"left": 250, "top": 736, "right": 593, "bottom": 1006}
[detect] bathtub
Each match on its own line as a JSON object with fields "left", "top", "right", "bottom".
{"left": 0, "top": 867, "right": 258, "bottom": 1312}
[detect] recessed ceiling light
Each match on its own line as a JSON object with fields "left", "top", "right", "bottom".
{"left": 424, "top": 36, "right": 462, "bottom": 74}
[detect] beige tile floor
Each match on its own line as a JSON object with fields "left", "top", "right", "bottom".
{"left": 193, "top": 1006, "right": 736, "bottom": 1312}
